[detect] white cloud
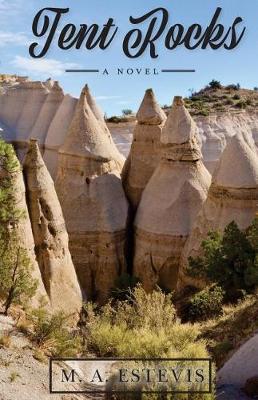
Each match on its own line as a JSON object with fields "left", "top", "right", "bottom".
{"left": 0, "top": 0, "right": 22, "bottom": 16}
{"left": 96, "top": 95, "right": 121, "bottom": 101}
{"left": 116, "top": 100, "right": 131, "bottom": 105}
{"left": 11, "top": 56, "right": 81, "bottom": 78}
{"left": 0, "top": 31, "right": 29, "bottom": 47}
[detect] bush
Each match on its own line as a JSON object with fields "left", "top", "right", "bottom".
{"left": 110, "top": 273, "right": 140, "bottom": 302}
{"left": 106, "top": 116, "right": 128, "bottom": 123}
{"left": 122, "top": 109, "right": 133, "bottom": 116}
{"left": 197, "top": 109, "right": 209, "bottom": 116}
{"left": 28, "top": 308, "right": 82, "bottom": 357}
{"left": 83, "top": 286, "right": 215, "bottom": 398}
{"left": 209, "top": 80, "right": 222, "bottom": 90}
{"left": 187, "top": 286, "right": 224, "bottom": 322}
{"left": 0, "top": 333, "right": 11, "bottom": 348}
{"left": 187, "top": 220, "right": 258, "bottom": 301}
{"left": 83, "top": 286, "right": 207, "bottom": 358}
{"left": 233, "top": 94, "right": 241, "bottom": 100}
{"left": 235, "top": 100, "right": 247, "bottom": 109}
{"left": 226, "top": 83, "right": 241, "bottom": 90}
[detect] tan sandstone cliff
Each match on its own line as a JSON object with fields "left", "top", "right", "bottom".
{"left": 23, "top": 139, "right": 82, "bottom": 314}
{"left": 122, "top": 89, "right": 166, "bottom": 210}
{"left": 1, "top": 77, "right": 258, "bottom": 181}
{"left": 133, "top": 97, "right": 211, "bottom": 292}
{"left": 55, "top": 85, "right": 128, "bottom": 303}
{"left": 180, "top": 131, "right": 258, "bottom": 287}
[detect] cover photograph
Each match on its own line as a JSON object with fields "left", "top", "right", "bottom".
{"left": 0, "top": 0, "right": 257, "bottom": 399}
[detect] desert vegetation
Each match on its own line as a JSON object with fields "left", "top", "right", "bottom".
{"left": 183, "top": 80, "right": 258, "bottom": 116}
{"left": 0, "top": 140, "right": 38, "bottom": 315}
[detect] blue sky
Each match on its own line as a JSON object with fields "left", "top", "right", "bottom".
{"left": 0, "top": 0, "right": 258, "bottom": 115}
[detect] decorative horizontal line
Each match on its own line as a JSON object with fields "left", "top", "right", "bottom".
{"left": 65, "top": 69, "right": 99, "bottom": 73}
{"left": 161, "top": 69, "right": 196, "bottom": 73}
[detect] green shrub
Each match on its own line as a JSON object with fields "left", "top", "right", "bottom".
{"left": 235, "top": 100, "right": 247, "bottom": 109}
{"left": 209, "top": 80, "right": 222, "bottom": 90}
{"left": 197, "top": 109, "right": 209, "bottom": 116}
{"left": 106, "top": 116, "right": 128, "bottom": 123}
{"left": 83, "top": 286, "right": 208, "bottom": 358}
{"left": 111, "top": 273, "right": 140, "bottom": 301}
{"left": 224, "top": 98, "right": 234, "bottom": 106}
{"left": 28, "top": 308, "right": 82, "bottom": 357}
{"left": 122, "top": 109, "right": 133, "bottom": 116}
{"left": 187, "top": 286, "right": 224, "bottom": 322}
{"left": 226, "top": 84, "right": 241, "bottom": 90}
{"left": 187, "top": 220, "right": 258, "bottom": 300}
{"left": 83, "top": 286, "right": 215, "bottom": 398}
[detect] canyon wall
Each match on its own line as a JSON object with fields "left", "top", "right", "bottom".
{"left": 1, "top": 77, "right": 258, "bottom": 181}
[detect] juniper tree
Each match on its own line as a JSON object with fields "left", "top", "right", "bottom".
{"left": 187, "top": 219, "right": 258, "bottom": 299}
{"left": 0, "top": 139, "right": 38, "bottom": 315}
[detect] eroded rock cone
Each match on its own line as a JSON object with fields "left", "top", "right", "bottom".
{"left": 23, "top": 139, "right": 82, "bottom": 314}
{"left": 122, "top": 89, "right": 166, "bottom": 210}
{"left": 84, "top": 85, "right": 125, "bottom": 167}
{"left": 180, "top": 132, "right": 258, "bottom": 288}
{"left": 30, "top": 81, "right": 64, "bottom": 146}
{"left": 43, "top": 94, "right": 78, "bottom": 179}
{"left": 133, "top": 96, "right": 211, "bottom": 292}
{"left": 0, "top": 144, "right": 48, "bottom": 307}
{"left": 55, "top": 85, "right": 128, "bottom": 304}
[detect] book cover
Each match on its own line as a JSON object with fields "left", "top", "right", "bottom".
{"left": 0, "top": 1, "right": 257, "bottom": 399}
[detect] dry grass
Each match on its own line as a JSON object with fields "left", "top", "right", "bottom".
{"left": 0, "top": 333, "right": 11, "bottom": 348}
{"left": 199, "top": 294, "right": 258, "bottom": 368}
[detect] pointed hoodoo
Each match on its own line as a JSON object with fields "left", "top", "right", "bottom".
{"left": 84, "top": 84, "right": 105, "bottom": 123}
{"left": 133, "top": 96, "right": 211, "bottom": 292}
{"left": 0, "top": 141, "right": 48, "bottom": 307}
{"left": 83, "top": 84, "right": 125, "bottom": 166}
{"left": 122, "top": 88, "right": 166, "bottom": 210}
{"left": 23, "top": 139, "right": 82, "bottom": 314}
{"left": 55, "top": 86, "right": 128, "bottom": 304}
{"left": 180, "top": 132, "right": 258, "bottom": 288}
{"left": 44, "top": 94, "right": 78, "bottom": 179}
{"left": 137, "top": 88, "right": 166, "bottom": 125}
{"left": 160, "top": 96, "right": 201, "bottom": 160}
{"left": 29, "top": 81, "right": 64, "bottom": 146}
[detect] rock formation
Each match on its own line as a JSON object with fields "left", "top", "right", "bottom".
{"left": 1, "top": 76, "right": 258, "bottom": 180}
{"left": 198, "top": 122, "right": 226, "bottom": 174}
{"left": 133, "top": 96, "right": 211, "bottom": 292}
{"left": 12, "top": 81, "right": 49, "bottom": 160}
{"left": 180, "top": 132, "right": 258, "bottom": 286}
{"left": 43, "top": 94, "right": 78, "bottom": 179}
{"left": 55, "top": 85, "right": 128, "bottom": 303}
{"left": 217, "top": 333, "right": 258, "bottom": 388}
{"left": 29, "top": 81, "right": 64, "bottom": 147}
{"left": 122, "top": 89, "right": 166, "bottom": 210}
{"left": 23, "top": 139, "right": 82, "bottom": 314}
{"left": 0, "top": 144, "right": 48, "bottom": 306}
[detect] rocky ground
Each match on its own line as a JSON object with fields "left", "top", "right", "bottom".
{"left": 0, "top": 315, "right": 100, "bottom": 400}
{"left": 1, "top": 314, "right": 257, "bottom": 399}
{"left": 217, "top": 385, "right": 253, "bottom": 399}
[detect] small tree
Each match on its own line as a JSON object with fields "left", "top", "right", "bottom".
{"left": 122, "top": 109, "right": 133, "bottom": 116}
{"left": 0, "top": 139, "right": 38, "bottom": 315}
{"left": 187, "top": 220, "right": 258, "bottom": 299}
{"left": 0, "top": 237, "right": 38, "bottom": 315}
{"left": 209, "top": 80, "right": 222, "bottom": 90}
